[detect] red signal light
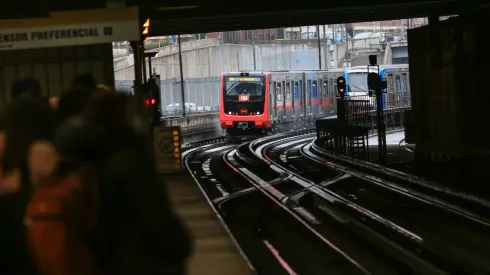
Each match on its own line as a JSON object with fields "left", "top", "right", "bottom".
{"left": 145, "top": 98, "right": 157, "bottom": 107}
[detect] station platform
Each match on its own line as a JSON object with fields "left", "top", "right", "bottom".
{"left": 367, "top": 131, "right": 405, "bottom": 145}
{"left": 162, "top": 173, "right": 254, "bottom": 275}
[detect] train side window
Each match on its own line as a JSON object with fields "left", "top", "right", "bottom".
{"left": 387, "top": 74, "right": 394, "bottom": 93}
{"left": 282, "top": 81, "right": 286, "bottom": 100}
{"left": 402, "top": 73, "right": 410, "bottom": 93}
{"left": 395, "top": 75, "right": 402, "bottom": 93}
{"left": 307, "top": 80, "right": 312, "bottom": 98}
{"left": 399, "top": 75, "right": 405, "bottom": 92}
{"left": 276, "top": 82, "right": 282, "bottom": 101}
{"left": 318, "top": 80, "right": 323, "bottom": 96}
{"left": 329, "top": 79, "right": 334, "bottom": 96}
{"left": 294, "top": 81, "right": 299, "bottom": 100}
{"left": 286, "top": 82, "right": 291, "bottom": 100}
{"left": 312, "top": 80, "right": 318, "bottom": 98}
{"left": 323, "top": 79, "right": 328, "bottom": 96}
{"left": 299, "top": 80, "right": 303, "bottom": 98}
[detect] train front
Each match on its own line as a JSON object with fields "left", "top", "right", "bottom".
{"left": 219, "top": 72, "right": 271, "bottom": 140}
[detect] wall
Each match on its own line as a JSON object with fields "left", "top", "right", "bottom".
{"left": 114, "top": 54, "right": 134, "bottom": 70}
{"left": 112, "top": 48, "right": 128, "bottom": 58}
{"left": 114, "top": 41, "right": 346, "bottom": 81}
{"left": 351, "top": 53, "right": 385, "bottom": 66}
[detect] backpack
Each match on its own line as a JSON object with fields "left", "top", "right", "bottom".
{"left": 24, "top": 141, "right": 100, "bottom": 275}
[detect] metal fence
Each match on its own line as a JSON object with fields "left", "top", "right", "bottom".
{"left": 316, "top": 93, "right": 411, "bottom": 162}
{"left": 344, "top": 92, "right": 411, "bottom": 134}
{"left": 115, "top": 77, "right": 220, "bottom": 116}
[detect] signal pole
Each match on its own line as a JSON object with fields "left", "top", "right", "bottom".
{"left": 367, "top": 55, "right": 388, "bottom": 165}
{"left": 336, "top": 76, "right": 346, "bottom": 153}
{"left": 316, "top": 25, "right": 322, "bottom": 70}
{"left": 178, "top": 34, "right": 186, "bottom": 117}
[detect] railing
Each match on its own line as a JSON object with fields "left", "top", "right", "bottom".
{"left": 317, "top": 93, "right": 410, "bottom": 162}
{"left": 343, "top": 94, "right": 410, "bottom": 134}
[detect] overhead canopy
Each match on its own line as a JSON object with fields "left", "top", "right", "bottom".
{"left": 133, "top": 0, "right": 487, "bottom": 35}
{"left": 1, "top": 0, "right": 486, "bottom": 35}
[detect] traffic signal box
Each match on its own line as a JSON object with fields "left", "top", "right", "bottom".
{"left": 336, "top": 76, "right": 346, "bottom": 97}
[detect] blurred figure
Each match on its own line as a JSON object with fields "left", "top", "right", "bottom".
{"left": 55, "top": 74, "right": 107, "bottom": 126}
{"left": 11, "top": 76, "right": 42, "bottom": 99}
{"left": 96, "top": 84, "right": 113, "bottom": 92}
{"left": 25, "top": 140, "right": 100, "bottom": 275}
{"left": 0, "top": 98, "right": 56, "bottom": 275}
{"left": 49, "top": 96, "right": 60, "bottom": 110}
{"left": 55, "top": 92, "right": 191, "bottom": 275}
{"left": 55, "top": 88, "right": 93, "bottom": 126}
{"left": 71, "top": 73, "right": 96, "bottom": 93}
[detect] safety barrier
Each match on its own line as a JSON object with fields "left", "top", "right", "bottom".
{"left": 160, "top": 112, "right": 221, "bottom": 144}
{"left": 316, "top": 94, "right": 409, "bottom": 162}
{"left": 342, "top": 95, "right": 410, "bottom": 134}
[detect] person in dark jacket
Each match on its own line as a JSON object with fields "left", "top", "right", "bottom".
{"left": 11, "top": 76, "right": 42, "bottom": 99}
{"left": 55, "top": 88, "right": 93, "bottom": 126}
{"left": 55, "top": 92, "right": 192, "bottom": 274}
{"left": 70, "top": 73, "right": 96, "bottom": 92}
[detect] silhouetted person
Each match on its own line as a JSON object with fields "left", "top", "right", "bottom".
{"left": 55, "top": 92, "right": 191, "bottom": 275}
{"left": 0, "top": 98, "right": 56, "bottom": 275}
{"left": 11, "top": 76, "right": 42, "bottom": 99}
{"left": 55, "top": 89, "right": 93, "bottom": 126}
{"left": 71, "top": 74, "right": 96, "bottom": 93}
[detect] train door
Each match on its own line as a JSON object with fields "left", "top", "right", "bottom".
{"left": 394, "top": 73, "right": 402, "bottom": 110}
{"left": 321, "top": 76, "right": 328, "bottom": 114}
{"left": 401, "top": 72, "right": 410, "bottom": 107}
{"left": 270, "top": 81, "right": 276, "bottom": 122}
{"left": 312, "top": 79, "right": 318, "bottom": 117}
{"left": 276, "top": 81, "right": 283, "bottom": 121}
{"left": 284, "top": 78, "right": 292, "bottom": 120}
{"left": 299, "top": 79, "right": 306, "bottom": 118}
{"left": 386, "top": 73, "right": 394, "bottom": 110}
{"left": 317, "top": 78, "right": 323, "bottom": 116}
{"left": 293, "top": 80, "right": 300, "bottom": 119}
{"left": 306, "top": 79, "right": 311, "bottom": 117}
{"left": 329, "top": 78, "right": 336, "bottom": 114}
{"left": 282, "top": 80, "right": 287, "bottom": 120}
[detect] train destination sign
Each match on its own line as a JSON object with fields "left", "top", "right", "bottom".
{"left": 238, "top": 94, "right": 250, "bottom": 102}
{"left": 228, "top": 77, "right": 261, "bottom": 82}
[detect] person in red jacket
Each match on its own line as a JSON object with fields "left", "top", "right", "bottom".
{"left": 0, "top": 97, "right": 56, "bottom": 275}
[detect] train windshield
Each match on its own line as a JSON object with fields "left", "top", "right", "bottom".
{"left": 347, "top": 73, "right": 369, "bottom": 94}
{"left": 224, "top": 76, "right": 265, "bottom": 100}
{"left": 223, "top": 76, "right": 265, "bottom": 115}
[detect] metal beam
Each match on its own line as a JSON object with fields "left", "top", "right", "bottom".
{"left": 146, "top": 0, "right": 480, "bottom": 35}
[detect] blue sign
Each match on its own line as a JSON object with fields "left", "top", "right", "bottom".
{"left": 172, "top": 35, "right": 177, "bottom": 44}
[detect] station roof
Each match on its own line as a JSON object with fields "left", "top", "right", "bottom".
{"left": 135, "top": 0, "right": 488, "bottom": 35}
{"left": 1, "top": 0, "right": 488, "bottom": 34}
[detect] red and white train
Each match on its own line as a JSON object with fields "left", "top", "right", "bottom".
{"left": 219, "top": 70, "right": 344, "bottom": 141}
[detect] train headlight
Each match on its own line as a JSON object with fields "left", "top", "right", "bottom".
{"left": 256, "top": 112, "right": 260, "bottom": 115}
{"left": 228, "top": 112, "right": 231, "bottom": 115}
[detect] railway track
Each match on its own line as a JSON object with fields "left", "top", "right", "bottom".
{"left": 182, "top": 132, "right": 490, "bottom": 275}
